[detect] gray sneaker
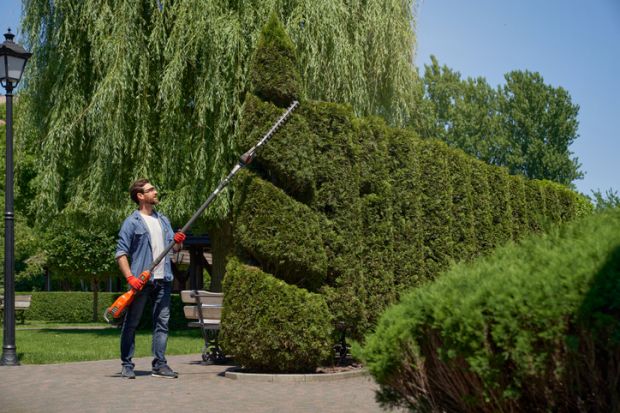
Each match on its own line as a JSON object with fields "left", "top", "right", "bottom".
{"left": 152, "top": 365, "right": 178, "bottom": 379}
{"left": 121, "top": 366, "right": 136, "bottom": 379}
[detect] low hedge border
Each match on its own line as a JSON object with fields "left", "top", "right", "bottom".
{"left": 17, "top": 291, "right": 189, "bottom": 330}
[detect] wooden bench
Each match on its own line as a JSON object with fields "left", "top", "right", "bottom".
{"left": 180, "top": 290, "right": 226, "bottom": 364}
{"left": 0, "top": 295, "right": 32, "bottom": 324}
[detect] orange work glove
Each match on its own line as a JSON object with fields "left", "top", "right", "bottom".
{"left": 127, "top": 275, "right": 144, "bottom": 290}
{"left": 173, "top": 232, "right": 186, "bottom": 244}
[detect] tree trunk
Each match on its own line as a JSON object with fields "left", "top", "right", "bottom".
{"left": 209, "top": 218, "right": 233, "bottom": 292}
{"left": 92, "top": 278, "right": 99, "bottom": 322}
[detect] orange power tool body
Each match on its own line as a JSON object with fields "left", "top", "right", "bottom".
{"left": 104, "top": 270, "right": 151, "bottom": 323}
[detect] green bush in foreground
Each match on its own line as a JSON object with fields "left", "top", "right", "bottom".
{"left": 360, "top": 208, "right": 620, "bottom": 412}
{"left": 221, "top": 258, "right": 332, "bottom": 373}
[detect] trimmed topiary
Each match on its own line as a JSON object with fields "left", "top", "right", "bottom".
{"left": 469, "top": 158, "right": 494, "bottom": 254}
{"left": 509, "top": 174, "right": 528, "bottom": 240}
{"left": 541, "top": 180, "right": 562, "bottom": 224}
{"left": 447, "top": 147, "right": 476, "bottom": 262}
{"left": 232, "top": 169, "right": 327, "bottom": 291}
{"left": 249, "top": 12, "right": 301, "bottom": 107}
{"left": 226, "top": 15, "right": 594, "bottom": 360}
{"left": 221, "top": 258, "right": 333, "bottom": 373}
{"left": 486, "top": 164, "right": 513, "bottom": 248}
{"left": 388, "top": 129, "right": 424, "bottom": 289}
{"left": 237, "top": 94, "right": 317, "bottom": 203}
{"left": 524, "top": 179, "right": 547, "bottom": 232}
{"left": 417, "top": 139, "right": 453, "bottom": 279}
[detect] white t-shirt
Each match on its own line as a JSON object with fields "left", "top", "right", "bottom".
{"left": 140, "top": 212, "right": 165, "bottom": 279}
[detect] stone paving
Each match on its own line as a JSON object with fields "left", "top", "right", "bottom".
{"left": 0, "top": 354, "right": 400, "bottom": 413}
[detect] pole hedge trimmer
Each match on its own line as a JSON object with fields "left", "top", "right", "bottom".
{"left": 104, "top": 100, "right": 299, "bottom": 323}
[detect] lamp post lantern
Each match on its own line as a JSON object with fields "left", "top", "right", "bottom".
{"left": 0, "top": 28, "right": 31, "bottom": 366}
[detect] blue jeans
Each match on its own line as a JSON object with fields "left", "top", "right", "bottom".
{"left": 120, "top": 280, "right": 171, "bottom": 369}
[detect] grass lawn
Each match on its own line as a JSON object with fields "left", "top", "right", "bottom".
{"left": 13, "top": 323, "right": 204, "bottom": 364}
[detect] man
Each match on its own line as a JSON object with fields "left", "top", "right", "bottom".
{"left": 115, "top": 178, "right": 186, "bottom": 379}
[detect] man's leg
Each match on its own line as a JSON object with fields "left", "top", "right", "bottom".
{"left": 151, "top": 280, "right": 172, "bottom": 372}
{"left": 120, "top": 285, "right": 151, "bottom": 369}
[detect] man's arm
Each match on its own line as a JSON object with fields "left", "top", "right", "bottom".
{"left": 116, "top": 255, "right": 133, "bottom": 281}
{"left": 117, "top": 254, "right": 146, "bottom": 290}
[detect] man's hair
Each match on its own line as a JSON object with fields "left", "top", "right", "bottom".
{"left": 129, "top": 178, "right": 150, "bottom": 205}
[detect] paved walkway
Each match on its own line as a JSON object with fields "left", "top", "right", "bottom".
{"left": 0, "top": 354, "right": 398, "bottom": 413}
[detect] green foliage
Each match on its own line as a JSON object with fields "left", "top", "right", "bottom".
{"left": 417, "top": 139, "right": 453, "bottom": 277}
{"left": 469, "top": 158, "right": 493, "bottom": 254}
{"left": 221, "top": 258, "right": 332, "bottom": 373}
{"left": 500, "top": 71, "right": 583, "bottom": 185}
{"left": 233, "top": 81, "right": 587, "bottom": 345}
{"left": 574, "top": 192, "right": 595, "bottom": 218}
{"left": 237, "top": 94, "right": 316, "bottom": 202}
{"left": 23, "top": 291, "right": 188, "bottom": 328}
{"left": 524, "top": 179, "right": 547, "bottom": 231}
{"left": 447, "top": 148, "right": 476, "bottom": 261}
{"left": 508, "top": 174, "right": 528, "bottom": 240}
{"left": 388, "top": 129, "right": 424, "bottom": 289}
{"left": 591, "top": 188, "right": 620, "bottom": 211}
{"left": 540, "top": 180, "right": 562, "bottom": 224}
{"left": 250, "top": 12, "right": 301, "bottom": 107}
{"left": 19, "top": 0, "right": 419, "bottom": 228}
{"left": 413, "top": 56, "right": 583, "bottom": 186}
{"left": 43, "top": 215, "right": 117, "bottom": 281}
{"left": 25, "top": 292, "right": 118, "bottom": 323}
{"left": 486, "top": 165, "right": 513, "bottom": 248}
{"left": 359, "top": 209, "right": 620, "bottom": 412}
{"left": 232, "top": 169, "right": 327, "bottom": 290}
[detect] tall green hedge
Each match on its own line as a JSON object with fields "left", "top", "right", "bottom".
{"left": 448, "top": 148, "right": 476, "bottom": 261}
{"left": 359, "top": 208, "right": 620, "bottom": 412}
{"left": 221, "top": 258, "right": 332, "bottom": 373}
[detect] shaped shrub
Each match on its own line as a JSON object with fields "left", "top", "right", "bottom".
{"left": 233, "top": 169, "right": 327, "bottom": 291}
{"left": 388, "top": 129, "right": 424, "bottom": 289}
{"left": 486, "top": 165, "right": 513, "bottom": 248}
{"left": 221, "top": 258, "right": 332, "bottom": 373}
{"left": 469, "top": 158, "right": 493, "bottom": 254}
{"left": 417, "top": 139, "right": 453, "bottom": 278}
{"left": 447, "top": 148, "right": 476, "bottom": 261}
{"left": 360, "top": 209, "right": 620, "bottom": 412}
{"left": 509, "top": 174, "right": 528, "bottom": 240}
{"left": 249, "top": 12, "right": 301, "bottom": 107}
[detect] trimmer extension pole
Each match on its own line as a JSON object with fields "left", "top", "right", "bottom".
{"left": 104, "top": 100, "right": 298, "bottom": 323}
{"left": 147, "top": 100, "right": 299, "bottom": 273}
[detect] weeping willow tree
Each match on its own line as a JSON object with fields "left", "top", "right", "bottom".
{"left": 17, "top": 0, "right": 419, "bottom": 280}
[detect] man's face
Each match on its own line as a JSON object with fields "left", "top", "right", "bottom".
{"left": 138, "top": 184, "right": 159, "bottom": 205}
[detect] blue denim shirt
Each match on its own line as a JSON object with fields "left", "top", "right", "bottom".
{"left": 115, "top": 210, "right": 175, "bottom": 282}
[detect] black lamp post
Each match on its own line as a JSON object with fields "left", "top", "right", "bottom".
{"left": 0, "top": 28, "right": 31, "bottom": 366}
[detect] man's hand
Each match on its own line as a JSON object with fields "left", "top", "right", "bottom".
{"left": 127, "top": 275, "right": 144, "bottom": 290}
{"left": 174, "top": 232, "right": 186, "bottom": 244}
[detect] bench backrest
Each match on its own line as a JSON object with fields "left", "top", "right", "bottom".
{"left": 3, "top": 295, "right": 32, "bottom": 310}
{"left": 180, "top": 290, "right": 223, "bottom": 323}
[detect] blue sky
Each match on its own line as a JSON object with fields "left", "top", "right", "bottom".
{"left": 2, "top": 1, "right": 618, "bottom": 196}
{"left": 416, "top": 0, "right": 619, "bottom": 196}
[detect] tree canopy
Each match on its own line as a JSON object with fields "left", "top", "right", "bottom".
{"left": 413, "top": 56, "right": 583, "bottom": 186}
{"left": 18, "top": 0, "right": 419, "bottom": 230}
